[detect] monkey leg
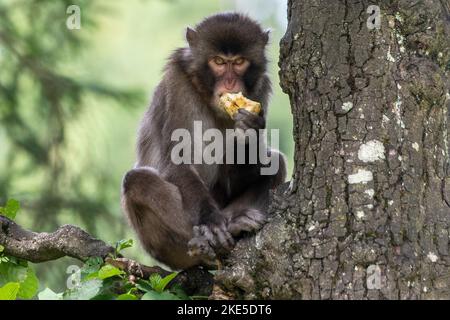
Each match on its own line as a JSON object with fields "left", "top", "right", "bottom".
{"left": 121, "top": 166, "right": 211, "bottom": 270}
{"left": 225, "top": 149, "right": 287, "bottom": 237}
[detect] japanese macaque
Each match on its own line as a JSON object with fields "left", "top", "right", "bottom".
{"left": 121, "top": 13, "right": 286, "bottom": 270}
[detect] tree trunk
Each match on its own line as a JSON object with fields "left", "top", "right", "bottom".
{"left": 216, "top": 0, "right": 450, "bottom": 299}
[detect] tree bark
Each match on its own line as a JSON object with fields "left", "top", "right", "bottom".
{"left": 216, "top": 0, "right": 450, "bottom": 299}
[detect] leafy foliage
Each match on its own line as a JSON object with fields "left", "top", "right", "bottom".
{"left": 1, "top": 246, "right": 189, "bottom": 300}
{"left": 0, "top": 199, "right": 189, "bottom": 300}
{"left": 0, "top": 283, "right": 20, "bottom": 300}
{"left": 0, "top": 257, "right": 40, "bottom": 300}
{"left": 38, "top": 254, "right": 187, "bottom": 300}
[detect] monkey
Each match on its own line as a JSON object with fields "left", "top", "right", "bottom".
{"left": 121, "top": 13, "right": 286, "bottom": 270}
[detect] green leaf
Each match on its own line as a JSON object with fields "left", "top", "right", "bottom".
{"left": 80, "top": 257, "right": 103, "bottom": 279}
{"left": 141, "top": 290, "right": 180, "bottom": 300}
{"left": 149, "top": 273, "right": 163, "bottom": 292}
{"left": 117, "top": 293, "right": 138, "bottom": 300}
{"left": 83, "top": 271, "right": 99, "bottom": 281}
{"left": 146, "top": 272, "right": 177, "bottom": 293}
{"left": 0, "top": 199, "right": 20, "bottom": 220}
{"left": 90, "top": 277, "right": 123, "bottom": 299}
{"left": 0, "top": 245, "right": 4, "bottom": 253}
{"left": 0, "top": 262, "right": 28, "bottom": 286}
{"left": 170, "top": 284, "right": 191, "bottom": 300}
{"left": 8, "top": 256, "right": 28, "bottom": 267}
{"left": 64, "top": 279, "right": 103, "bottom": 300}
{"left": 97, "top": 265, "right": 124, "bottom": 280}
{"left": 17, "top": 267, "right": 39, "bottom": 299}
{"left": 0, "top": 282, "right": 20, "bottom": 300}
{"left": 155, "top": 272, "right": 177, "bottom": 292}
{"left": 136, "top": 279, "right": 153, "bottom": 293}
{"left": 84, "top": 256, "right": 103, "bottom": 268}
{"left": 38, "top": 288, "right": 63, "bottom": 300}
{"left": 115, "top": 239, "right": 133, "bottom": 254}
{"left": 0, "top": 262, "right": 39, "bottom": 299}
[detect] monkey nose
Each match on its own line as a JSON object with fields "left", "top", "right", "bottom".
{"left": 225, "top": 79, "right": 237, "bottom": 91}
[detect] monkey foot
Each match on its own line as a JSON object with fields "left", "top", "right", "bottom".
{"left": 188, "top": 224, "right": 235, "bottom": 260}
{"left": 187, "top": 230, "right": 216, "bottom": 260}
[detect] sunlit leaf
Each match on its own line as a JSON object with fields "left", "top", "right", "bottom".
{"left": 64, "top": 279, "right": 103, "bottom": 300}
{"left": 154, "top": 272, "right": 177, "bottom": 292}
{"left": 83, "top": 271, "right": 99, "bottom": 281}
{"left": 0, "top": 199, "right": 20, "bottom": 220}
{"left": 116, "top": 293, "right": 138, "bottom": 300}
{"left": 0, "top": 282, "right": 20, "bottom": 300}
{"left": 97, "top": 264, "right": 124, "bottom": 280}
{"left": 38, "top": 288, "right": 63, "bottom": 300}
{"left": 17, "top": 267, "right": 39, "bottom": 299}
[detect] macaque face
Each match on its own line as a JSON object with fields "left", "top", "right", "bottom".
{"left": 208, "top": 54, "right": 250, "bottom": 105}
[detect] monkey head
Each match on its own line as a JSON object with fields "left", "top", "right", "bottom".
{"left": 184, "top": 13, "right": 270, "bottom": 111}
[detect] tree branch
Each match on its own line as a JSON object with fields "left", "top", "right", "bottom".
{"left": 0, "top": 215, "right": 114, "bottom": 262}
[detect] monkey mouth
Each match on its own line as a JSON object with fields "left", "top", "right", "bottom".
{"left": 218, "top": 91, "right": 239, "bottom": 97}
{"left": 217, "top": 89, "right": 248, "bottom": 100}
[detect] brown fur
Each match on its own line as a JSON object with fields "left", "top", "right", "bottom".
{"left": 121, "top": 13, "right": 286, "bottom": 269}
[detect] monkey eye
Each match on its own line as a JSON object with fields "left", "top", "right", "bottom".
{"left": 233, "top": 57, "right": 246, "bottom": 65}
{"left": 213, "top": 56, "right": 226, "bottom": 65}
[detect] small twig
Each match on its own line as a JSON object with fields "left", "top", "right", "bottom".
{"left": 105, "top": 257, "right": 171, "bottom": 279}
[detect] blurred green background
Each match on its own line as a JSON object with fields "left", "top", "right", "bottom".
{"left": 0, "top": 0, "right": 292, "bottom": 291}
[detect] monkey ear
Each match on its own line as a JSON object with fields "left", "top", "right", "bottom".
{"left": 262, "top": 29, "right": 271, "bottom": 45}
{"left": 186, "top": 27, "right": 198, "bottom": 47}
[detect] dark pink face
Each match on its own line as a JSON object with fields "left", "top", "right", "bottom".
{"left": 208, "top": 55, "right": 250, "bottom": 103}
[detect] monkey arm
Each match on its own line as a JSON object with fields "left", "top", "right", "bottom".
{"left": 163, "top": 164, "right": 221, "bottom": 222}
{"left": 162, "top": 164, "right": 235, "bottom": 257}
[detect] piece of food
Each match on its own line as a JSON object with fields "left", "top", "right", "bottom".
{"left": 219, "top": 92, "right": 261, "bottom": 119}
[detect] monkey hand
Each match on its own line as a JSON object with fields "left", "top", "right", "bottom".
{"left": 234, "top": 109, "right": 265, "bottom": 131}
{"left": 187, "top": 216, "right": 235, "bottom": 259}
{"left": 227, "top": 208, "right": 268, "bottom": 237}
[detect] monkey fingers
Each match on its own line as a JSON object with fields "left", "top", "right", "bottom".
{"left": 211, "top": 225, "right": 235, "bottom": 250}
{"left": 228, "top": 208, "right": 267, "bottom": 237}
{"left": 198, "top": 225, "right": 218, "bottom": 247}
{"left": 234, "top": 109, "right": 265, "bottom": 130}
